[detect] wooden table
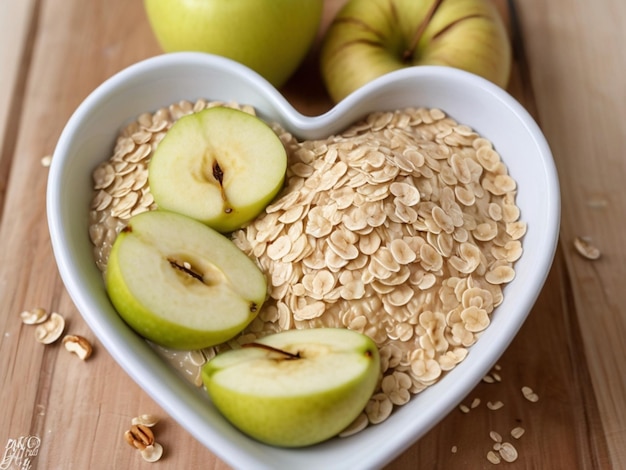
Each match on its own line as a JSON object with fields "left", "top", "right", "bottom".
{"left": 1, "top": 1, "right": 624, "bottom": 468}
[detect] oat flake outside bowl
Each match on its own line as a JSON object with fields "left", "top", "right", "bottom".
{"left": 47, "top": 52, "right": 559, "bottom": 470}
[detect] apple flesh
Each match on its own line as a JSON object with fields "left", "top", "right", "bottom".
{"left": 143, "top": 0, "right": 324, "bottom": 88}
{"left": 320, "top": 0, "right": 512, "bottom": 102}
{"left": 105, "top": 210, "right": 267, "bottom": 350}
{"left": 202, "top": 328, "right": 380, "bottom": 447}
{"left": 148, "top": 106, "right": 287, "bottom": 233}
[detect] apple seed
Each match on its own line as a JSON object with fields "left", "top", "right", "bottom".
{"left": 242, "top": 341, "right": 301, "bottom": 360}
{"left": 168, "top": 258, "right": 204, "bottom": 283}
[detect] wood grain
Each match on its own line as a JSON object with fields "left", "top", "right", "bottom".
{"left": 0, "top": 0, "right": 623, "bottom": 468}
{"left": 0, "top": 0, "right": 38, "bottom": 214}
{"left": 515, "top": 2, "right": 626, "bottom": 467}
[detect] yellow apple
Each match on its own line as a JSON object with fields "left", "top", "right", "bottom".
{"left": 144, "top": 0, "right": 324, "bottom": 88}
{"left": 320, "top": 0, "right": 512, "bottom": 102}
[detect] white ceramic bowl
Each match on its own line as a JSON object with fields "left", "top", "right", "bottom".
{"left": 47, "top": 52, "right": 560, "bottom": 470}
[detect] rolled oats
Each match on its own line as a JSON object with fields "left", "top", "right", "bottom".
{"left": 573, "top": 236, "right": 601, "bottom": 260}
{"left": 486, "top": 400, "right": 504, "bottom": 410}
{"left": 510, "top": 426, "right": 525, "bottom": 439}
{"left": 487, "top": 450, "right": 501, "bottom": 464}
{"left": 90, "top": 104, "right": 524, "bottom": 436}
{"left": 498, "top": 442, "right": 519, "bottom": 462}
{"left": 338, "top": 412, "right": 369, "bottom": 438}
{"left": 521, "top": 385, "right": 539, "bottom": 402}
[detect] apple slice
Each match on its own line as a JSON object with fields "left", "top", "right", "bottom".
{"left": 148, "top": 106, "right": 287, "bottom": 233}
{"left": 105, "top": 210, "right": 267, "bottom": 350}
{"left": 202, "top": 328, "right": 380, "bottom": 447}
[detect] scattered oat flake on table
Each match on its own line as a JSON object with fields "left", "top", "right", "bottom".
{"left": 487, "top": 400, "right": 504, "bottom": 410}
{"left": 586, "top": 195, "right": 608, "bottom": 209}
{"left": 521, "top": 386, "right": 539, "bottom": 402}
{"left": 498, "top": 442, "right": 519, "bottom": 462}
{"left": 510, "top": 426, "right": 525, "bottom": 439}
{"left": 487, "top": 450, "right": 501, "bottom": 464}
{"left": 573, "top": 236, "right": 601, "bottom": 260}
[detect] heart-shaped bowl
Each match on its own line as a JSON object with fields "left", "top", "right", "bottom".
{"left": 47, "top": 52, "right": 559, "bottom": 469}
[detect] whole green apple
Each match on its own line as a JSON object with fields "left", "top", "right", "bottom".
{"left": 202, "top": 328, "right": 380, "bottom": 447}
{"left": 105, "top": 210, "right": 267, "bottom": 350}
{"left": 320, "top": 0, "right": 512, "bottom": 102}
{"left": 144, "top": 0, "right": 324, "bottom": 88}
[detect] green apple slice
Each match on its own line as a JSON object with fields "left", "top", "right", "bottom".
{"left": 148, "top": 106, "right": 287, "bottom": 233}
{"left": 105, "top": 210, "right": 267, "bottom": 350}
{"left": 202, "top": 328, "right": 380, "bottom": 447}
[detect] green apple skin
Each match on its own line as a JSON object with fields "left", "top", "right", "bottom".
{"left": 148, "top": 107, "right": 287, "bottom": 234}
{"left": 202, "top": 328, "right": 380, "bottom": 447}
{"left": 320, "top": 0, "right": 512, "bottom": 102}
{"left": 143, "top": 0, "right": 323, "bottom": 88}
{"left": 105, "top": 210, "right": 267, "bottom": 350}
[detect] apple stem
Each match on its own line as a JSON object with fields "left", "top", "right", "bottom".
{"left": 403, "top": 0, "right": 444, "bottom": 62}
{"left": 242, "top": 342, "right": 301, "bottom": 360}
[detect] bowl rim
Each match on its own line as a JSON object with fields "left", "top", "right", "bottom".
{"left": 46, "top": 52, "right": 560, "bottom": 470}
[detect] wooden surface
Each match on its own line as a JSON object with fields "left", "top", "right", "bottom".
{"left": 1, "top": 0, "right": 624, "bottom": 468}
